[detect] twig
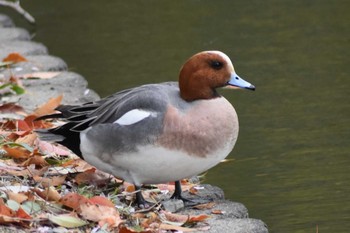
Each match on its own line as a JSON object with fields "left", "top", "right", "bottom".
{"left": 0, "top": 0, "right": 35, "bottom": 24}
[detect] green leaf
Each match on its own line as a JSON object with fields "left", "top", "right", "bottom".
{"left": 7, "top": 199, "right": 20, "bottom": 211}
{"left": 21, "top": 201, "right": 41, "bottom": 215}
{"left": 0, "top": 61, "right": 13, "bottom": 68}
{"left": 49, "top": 214, "right": 88, "bottom": 228}
{"left": 10, "top": 84, "right": 25, "bottom": 94}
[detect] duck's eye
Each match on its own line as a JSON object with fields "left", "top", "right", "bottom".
{"left": 210, "top": 60, "right": 223, "bottom": 70}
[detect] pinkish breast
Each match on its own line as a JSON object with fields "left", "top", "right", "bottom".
{"left": 156, "top": 97, "right": 238, "bottom": 157}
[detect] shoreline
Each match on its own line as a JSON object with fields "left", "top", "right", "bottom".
{"left": 0, "top": 13, "right": 268, "bottom": 233}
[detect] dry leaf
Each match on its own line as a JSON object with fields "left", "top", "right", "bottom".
{"left": 15, "top": 133, "right": 37, "bottom": 146}
{"left": 80, "top": 202, "right": 123, "bottom": 228}
{"left": 188, "top": 214, "right": 210, "bottom": 223}
{"left": 16, "top": 207, "right": 32, "bottom": 220}
{"left": 21, "top": 155, "right": 48, "bottom": 167}
{"left": 59, "top": 193, "right": 89, "bottom": 211}
{"left": 2, "top": 53, "right": 27, "bottom": 63}
{"left": 33, "top": 95, "right": 63, "bottom": 117}
{"left": 0, "top": 103, "right": 26, "bottom": 115}
{"left": 3, "top": 145, "right": 32, "bottom": 159}
{"left": 33, "top": 187, "right": 61, "bottom": 202}
{"left": 162, "top": 211, "right": 188, "bottom": 224}
{"left": 20, "top": 72, "right": 60, "bottom": 79}
{"left": 211, "top": 209, "right": 225, "bottom": 215}
{"left": 193, "top": 202, "right": 215, "bottom": 210}
{"left": 159, "top": 223, "right": 197, "bottom": 232}
{"left": 74, "top": 169, "right": 110, "bottom": 186}
{"left": 6, "top": 191, "right": 28, "bottom": 204}
{"left": 33, "top": 174, "right": 66, "bottom": 187}
{"left": 119, "top": 226, "right": 153, "bottom": 233}
{"left": 88, "top": 196, "right": 115, "bottom": 208}
{"left": 36, "top": 140, "right": 71, "bottom": 156}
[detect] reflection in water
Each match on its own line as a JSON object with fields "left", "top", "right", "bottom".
{"left": 7, "top": 1, "right": 349, "bottom": 232}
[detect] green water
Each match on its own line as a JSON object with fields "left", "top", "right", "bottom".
{"left": 3, "top": 1, "right": 349, "bottom": 232}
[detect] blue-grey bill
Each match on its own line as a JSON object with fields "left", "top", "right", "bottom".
{"left": 227, "top": 72, "right": 255, "bottom": 91}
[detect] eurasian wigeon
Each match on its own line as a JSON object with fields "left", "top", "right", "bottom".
{"left": 37, "top": 51, "right": 255, "bottom": 207}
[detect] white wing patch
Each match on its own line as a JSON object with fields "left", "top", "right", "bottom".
{"left": 114, "top": 109, "right": 153, "bottom": 126}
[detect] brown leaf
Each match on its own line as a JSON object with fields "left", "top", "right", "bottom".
{"left": 0, "top": 198, "right": 16, "bottom": 217}
{"left": 188, "top": 214, "right": 210, "bottom": 223}
{"left": 33, "top": 95, "right": 63, "bottom": 117}
{"left": 3, "top": 145, "right": 31, "bottom": 159}
{"left": 6, "top": 191, "right": 28, "bottom": 204}
{"left": 15, "top": 133, "right": 37, "bottom": 147}
{"left": 80, "top": 202, "right": 123, "bottom": 228}
{"left": 162, "top": 211, "right": 188, "bottom": 223}
{"left": 74, "top": 169, "right": 110, "bottom": 186}
{"left": 88, "top": 196, "right": 115, "bottom": 208}
{"left": 33, "top": 187, "right": 61, "bottom": 202}
{"left": 2, "top": 53, "right": 27, "bottom": 63}
{"left": 193, "top": 202, "right": 216, "bottom": 210}
{"left": 119, "top": 226, "right": 153, "bottom": 233}
{"left": 16, "top": 207, "right": 32, "bottom": 220}
{"left": 211, "top": 209, "right": 225, "bottom": 215}
{"left": 21, "top": 155, "right": 48, "bottom": 168}
{"left": 37, "top": 140, "right": 71, "bottom": 156}
{"left": 33, "top": 175, "right": 66, "bottom": 187}
{"left": 0, "top": 103, "right": 26, "bottom": 115}
{"left": 159, "top": 223, "right": 198, "bottom": 232}
{"left": 59, "top": 193, "right": 89, "bottom": 212}
{"left": 19, "top": 72, "right": 61, "bottom": 79}
{"left": 24, "top": 115, "right": 52, "bottom": 129}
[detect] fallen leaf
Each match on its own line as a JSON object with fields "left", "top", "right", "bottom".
{"left": 159, "top": 223, "right": 197, "bottom": 232}
{"left": 2, "top": 53, "right": 27, "bottom": 63}
{"left": 59, "top": 193, "right": 89, "bottom": 211}
{"left": 19, "top": 72, "right": 61, "bottom": 79}
{"left": 119, "top": 226, "right": 153, "bottom": 233}
{"left": 0, "top": 103, "right": 26, "bottom": 115}
{"left": 193, "top": 202, "right": 215, "bottom": 210}
{"left": 80, "top": 202, "right": 123, "bottom": 228}
{"left": 20, "top": 201, "right": 41, "bottom": 215}
{"left": 37, "top": 140, "right": 71, "bottom": 156}
{"left": 188, "top": 214, "right": 210, "bottom": 223}
{"left": 33, "top": 187, "right": 61, "bottom": 202}
{"left": 33, "top": 175, "right": 66, "bottom": 187}
{"left": 15, "top": 133, "right": 37, "bottom": 146}
{"left": 16, "top": 207, "right": 32, "bottom": 220}
{"left": 21, "top": 155, "right": 48, "bottom": 168}
{"left": 88, "top": 196, "right": 115, "bottom": 208}
{"left": 6, "top": 191, "right": 28, "bottom": 204}
{"left": 48, "top": 214, "right": 87, "bottom": 228}
{"left": 0, "top": 198, "right": 16, "bottom": 217}
{"left": 161, "top": 211, "right": 188, "bottom": 225}
{"left": 211, "top": 209, "right": 225, "bottom": 215}
{"left": 74, "top": 168, "right": 110, "bottom": 186}
{"left": 3, "top": 145, "right": 32, "bottom": 159}
{"left": 24, "top": 115, "right": 51, "bottom": 129}
{"left": 33, "top": 95, "right": 63, "bottom": 117}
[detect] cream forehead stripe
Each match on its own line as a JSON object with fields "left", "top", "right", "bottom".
{"left": 114, "top": 109, "right": 155, "bottom": 125}
{"left": 207, "top": 51, "right": 234, "bottom": 67}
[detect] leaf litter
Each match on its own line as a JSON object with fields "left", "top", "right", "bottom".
{"left": 0, "top": 88, "right": 218, "bottom": 232}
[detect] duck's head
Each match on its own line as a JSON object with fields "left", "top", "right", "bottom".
{"left": 179, "top": 51, "right": 255, "bottom": 101}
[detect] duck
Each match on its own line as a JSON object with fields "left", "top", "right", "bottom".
{"left": 37, "top": 51, "right": 255, "bottom": 207}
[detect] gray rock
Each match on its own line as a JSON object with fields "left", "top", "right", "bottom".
{"left": 0, "top": 14, "right": 14, "bottom": 27}
{"left": 182, "top": 184, "right": 225, "bottom": 201}
{"left": 162, "top": 199, "right": 185, "bottom": 212}
{"left": 0, "top": 27, "right": 31, "bottom": 41}
{"left": 206, "top": 218, "right": 268, "bottom": 233}
{"left": 0, "top": 55, "right": 68, "bottom": 79}
{"left": 4, "top": 71, "right": 99, "bottom": 112}
{"left": 0, "top": 41, "right": 48, "bottom": 60}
